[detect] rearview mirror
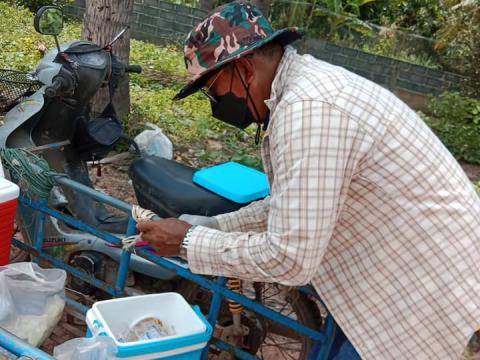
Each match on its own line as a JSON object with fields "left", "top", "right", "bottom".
{"left": 34, "top": 6, "right": 64, "bottom": 36}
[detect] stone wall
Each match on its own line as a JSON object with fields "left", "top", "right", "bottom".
{"left": 298, "top": 39, "right": 466, "bottom": 110}
{"left": 66, "top": 0, "right": 467, "bottom": 110}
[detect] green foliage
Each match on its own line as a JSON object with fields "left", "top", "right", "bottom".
{"left": 421, "top": 93, "right": 480, "bottom": 164}
{"left": 270, "top": 0, "right": 375, "bottom": 42}
{"left": 0, "top": 2, "right": 80, "bottom": 70}
{"left": 361, "top": 31, "right": 440, "bottom": 68}
{"left": 435, "top": 0, "right": 480, "bottom": 97}
{"left": 361, "top": 0, "right": 446, "bottom": 37}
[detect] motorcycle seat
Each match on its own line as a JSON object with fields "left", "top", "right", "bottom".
{"left": 129, "top": 156, "right": 244, "bottom": 218}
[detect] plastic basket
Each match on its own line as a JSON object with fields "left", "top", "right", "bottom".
{"left": 0, "top": 69, "right": 41, "bottom": 114}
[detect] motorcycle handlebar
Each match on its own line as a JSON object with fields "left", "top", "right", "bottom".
{"left": 125, "top": 64, "right": 142, "bottom": 74}
{"left": 44, "top": 76, "right": 70, "bottom": 98}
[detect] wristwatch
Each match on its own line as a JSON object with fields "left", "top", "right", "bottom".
{"left": 180, "top": 225, "right": 197, "bottom": 259}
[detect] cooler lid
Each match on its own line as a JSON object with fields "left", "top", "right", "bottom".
{"left": 192, "top": 162, "right": 270, "bottom": 204}
{"left": 0, "top": 177, "right": 19, "bottom": 203}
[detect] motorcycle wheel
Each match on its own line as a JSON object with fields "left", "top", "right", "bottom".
{"left": 178, "top": 280, "right": 322, "bottom": 360}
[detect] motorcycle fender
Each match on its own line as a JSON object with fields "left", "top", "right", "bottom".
{"left": 0, "top": 90, "right": 45, "bottom": 147}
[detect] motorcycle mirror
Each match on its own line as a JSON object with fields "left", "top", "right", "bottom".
{"left": 34, "top": 6, "right": 64, "bottom": 52}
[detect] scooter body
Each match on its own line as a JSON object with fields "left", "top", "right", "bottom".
{"left": 0, "top": 24, "right": 246, "bottom": 286}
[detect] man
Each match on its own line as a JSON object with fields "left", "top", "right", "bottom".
{"left": 138, "top": 1, "right": 480, "bottom": 359}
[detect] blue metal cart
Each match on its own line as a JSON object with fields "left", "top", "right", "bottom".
{"left": 0, "top": 175, "right": 337, "bottom": 360}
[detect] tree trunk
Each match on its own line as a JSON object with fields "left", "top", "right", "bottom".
{"left": 81, "top": 0, "right": 134, "bottom": 120}
{"left": 252, "top": 0, "right": 271, "bottom": 17}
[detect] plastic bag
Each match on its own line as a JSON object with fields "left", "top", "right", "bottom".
{"left": 0, "top": 262, "right": 66, "bottom": 346}
{"left": 54, "top": 336, "right": 116, "bottom": 360}
{"left": 117, "top": 316, "right": 175, "bottom": 343}
{"left": 133, "top": 123, "right": 173, "bottom": 159}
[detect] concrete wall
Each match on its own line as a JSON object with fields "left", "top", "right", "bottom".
{"left": 66, "top": 0, "right": 208, "bottom": 43}
{"left": 66, "top": 0, "right": 468, "bottom": 110}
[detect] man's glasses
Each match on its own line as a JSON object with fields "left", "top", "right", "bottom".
{"left": 200, "top": 69, "right": 224, "bottom": 103}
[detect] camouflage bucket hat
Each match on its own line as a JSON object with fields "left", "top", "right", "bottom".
{"left": 174, "top": 0, "right": 303, "bottom": 100}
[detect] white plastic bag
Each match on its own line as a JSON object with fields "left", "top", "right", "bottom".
{"left": 133, "top": 123, "right": 173, "bottom": 159}
{"left": 54, "top": 336, "right": 116, "bottom": 360}
{"left": 0, "top": 262, "right": 66, "bottom": 346}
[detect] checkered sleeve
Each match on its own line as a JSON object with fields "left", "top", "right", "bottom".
{"left": 213, "top": 197, "right": 270, "bottom": 233}
{"left": 187, "top": 101, "right": 369, "bottom": 285}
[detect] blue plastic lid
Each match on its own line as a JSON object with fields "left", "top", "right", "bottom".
{"left": 192, "top": 162, "right": 270, "bottom": 204}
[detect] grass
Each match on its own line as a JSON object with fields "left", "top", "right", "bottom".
{"left": 0, "top": 2, "right": 262, "bottom": 170}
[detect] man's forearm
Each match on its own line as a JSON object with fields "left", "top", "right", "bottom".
{"left": 214, "top": 196, "right": 270, "bottom": 233}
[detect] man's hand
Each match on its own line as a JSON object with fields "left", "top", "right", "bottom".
{"left": 137, "top": 218, "right": 191, "bottom": 256}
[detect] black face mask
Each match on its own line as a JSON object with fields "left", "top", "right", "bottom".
{"left": 211, "top": 91, "right": 256, "bottom": 130}
{"left": 210, "top": 65, "right": 267, "bottom": 132}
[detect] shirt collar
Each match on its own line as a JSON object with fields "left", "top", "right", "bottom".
{"left": 264, "top": 46, "right": 297, "bottom": 112}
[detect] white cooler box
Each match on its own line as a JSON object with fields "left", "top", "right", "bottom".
{"left": 86, "top": 293, "right": 212, "bottom": 359}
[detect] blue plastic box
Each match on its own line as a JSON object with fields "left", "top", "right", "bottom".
{"left": 86, "top": 293, "right": 212, "bottom": 359}
{"left": 193, "top": 161, "right": 270, "bottom": 204}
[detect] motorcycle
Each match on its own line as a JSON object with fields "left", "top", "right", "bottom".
{"left": 0, "top": 6, "right": 322, "bottom": 358}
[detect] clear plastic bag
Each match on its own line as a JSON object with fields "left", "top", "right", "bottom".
{"left": 116, "top": 317, "right": 175, "bottom": 343}
{"left": 53, "top": 336, "right": 116, "bottom": 360}
{"left": 0, "top": 262, "right": 66, "bottom": 346}
{"left": 133, "top": 123, "right": 173, "bottom": 159}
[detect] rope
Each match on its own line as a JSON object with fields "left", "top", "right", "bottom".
{"left": 0, "top": 148, "right": 62, "bottom": 199}
{"left": 0, "top": 148, "right": 158, "bottom": 251}
{"left": 122, "top": 205, "right": 158, "bottom": 251}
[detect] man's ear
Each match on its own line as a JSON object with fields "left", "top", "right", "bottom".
{"left": 236, "top": 57, "right": 255, "bottom": 85}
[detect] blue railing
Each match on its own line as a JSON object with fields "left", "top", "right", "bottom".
{"left": 3, "top": 175, "right": 335, "bottom": 360}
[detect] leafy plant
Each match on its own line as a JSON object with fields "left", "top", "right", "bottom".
{"left": 362, "top": 0, "right": 446, "bottom": 37}
{"left": 421, "top": 92, "right": 480, "bottom": 164}
{"left": 435, "top": 0, "right": 480, "bottom": 97}
{"left": 0, "top": 2, "right": 80, "bottom": 71}
{"left": 309, "top": 0, "right": 376, "bottom": 41}
{"left": 361, "top": 30, "right": 440, "bottom": 68}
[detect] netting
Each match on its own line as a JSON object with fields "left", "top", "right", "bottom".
{"left": 0, "top": 148, "right": 60, "bottom": 199}
{"left": 0, "top": 69, "right": 42, "bottom": 114}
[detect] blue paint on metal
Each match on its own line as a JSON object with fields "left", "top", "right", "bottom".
{"left": 12, "top": 238, "right": 117, "bottom": 296}
{"left": 212, "top": 339, "right": 259, "bottom": 360}
{"left": 66, "top": 296, "right": 89, "bottom": 315}
{"left": 0, "top": 327, "right": 54, "bottom": 359}
{"left": 115, "top": 216, "right": 137, "bottom": 296}
{"left": 208, "top": 277, "right": 227, "bottom": 324}
{"left": 14, "top": 178, "right": 331, "bottom": 358}
{"left": 54, "top": 176, "right": 132, "bottom": 213}
{"left": 32, "top": 199, "right": 47, "bottom": 265}
{"left": 19, "top": 195, "right": 123, "bottom": 245}
{"left": 315, "top": 314, "right": 335, "bottom": 360}
{"left": 202, "top": 277, "right": 228, "bottom": 360}
{"left": 17, "top": 195, "right": 325, "bottom": 341}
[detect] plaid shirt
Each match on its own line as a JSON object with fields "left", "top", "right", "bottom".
{"left": 187, "top": 46, "right": 480, "bottom": 359}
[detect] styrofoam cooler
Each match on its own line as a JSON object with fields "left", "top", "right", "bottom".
{"left": 86, "top": 293, "right": 213, "bottom": 359}
{"left": 0, "top": 177, "right": 19, "bottom": 266}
